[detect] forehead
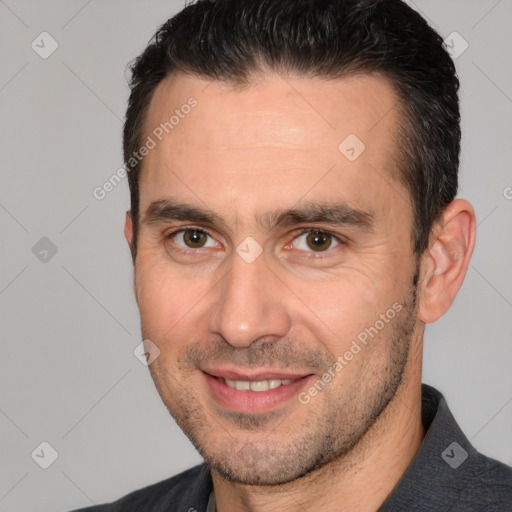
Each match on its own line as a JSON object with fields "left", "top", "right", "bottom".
{"left": 139, "top": 71, "right": 409, "bottom": 228}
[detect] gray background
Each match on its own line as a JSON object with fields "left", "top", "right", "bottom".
{"left": 0, "top": 0, "right": 511, "bottom": 510}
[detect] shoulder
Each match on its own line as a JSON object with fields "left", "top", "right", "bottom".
{"left": 68, "top": 463, "right": 209, "bottom": 512}
{"left": 426, "top": 384, "right": 512, "bottom": 510}
{"left": 380, "top": 385, "right": 512, "bottom": 512}
{"left": 457, "top": 452, "right": 512, "bottom": 510}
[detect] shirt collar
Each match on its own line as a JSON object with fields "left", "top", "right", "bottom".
{"left": 377, "top": 383, "right": 476, "bottom": 510}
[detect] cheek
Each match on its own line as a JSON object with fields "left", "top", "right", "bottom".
{"left": 134, "top": 253, "right": 218, "bottom": 351}
{"left": 135, "top": 258, "right": 188, "bottom": 339}
{"left": 289, "top": 268, "right": 400, "bottom": 355}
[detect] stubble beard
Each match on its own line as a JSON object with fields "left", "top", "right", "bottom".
{"left": 145, "top": 274, "right": 419, "bottom": 487}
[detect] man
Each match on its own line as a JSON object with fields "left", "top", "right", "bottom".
{"left": 73, "top": 0, "right": 512, "bottom": 510}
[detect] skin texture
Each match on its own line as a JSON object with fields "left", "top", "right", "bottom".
{"left": 124, "top": 71, "right": 476, "bottom": 512}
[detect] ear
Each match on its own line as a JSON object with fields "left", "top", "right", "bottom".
{"left": 417, "top": 199, "right": 476, "bottom": 324}
{"left": 124, "top": 210, "right": 134, "bottom": 252}
{"left": 124, "top": 211, "right": 138, "bottom": 301}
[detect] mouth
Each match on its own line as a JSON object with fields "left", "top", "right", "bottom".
{"left": 201, "top": 368, "right": 314, "bottom": 413}
{"left": 220, "top": 376, "right": 295, "bottom": 392}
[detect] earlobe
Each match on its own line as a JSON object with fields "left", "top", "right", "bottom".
{"left": 417, "top": 199, "right": 476, "bottom": 324}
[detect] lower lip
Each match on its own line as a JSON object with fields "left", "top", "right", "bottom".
{"left": 203, "top": 372, "right": 313, "bottom": 414}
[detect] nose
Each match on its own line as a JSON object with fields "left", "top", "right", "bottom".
{"left": 207, "top": 247, "right": 291, "bottom": 348}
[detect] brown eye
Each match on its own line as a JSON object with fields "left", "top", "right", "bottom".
{"left": 306, "top": 231, "right": 332, "bottom": 251}
{"left": 293, "top": 230, "right": 340, "bottom": 252}
{"left": 183, "top": 230, "right": 208, "bottom": 248}
{"left": 170, "top": 229, "right": 216, "bottom": 249}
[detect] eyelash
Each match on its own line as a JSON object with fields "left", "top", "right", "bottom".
{"left": 165, "top": 226, "right": 345, "bottom": 255}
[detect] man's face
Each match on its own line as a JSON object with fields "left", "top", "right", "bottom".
{"left": 128, "top": 72, "right": 423, "bottom": 485}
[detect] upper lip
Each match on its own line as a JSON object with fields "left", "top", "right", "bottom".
{"left": 202, "top": 367, "right": 312, "bottom": 381}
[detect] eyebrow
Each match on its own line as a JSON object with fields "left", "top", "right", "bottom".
{"left": 264, "top": 201, "right": 374, "bottom": 232}
{"left": 143, "top": 200, "right": 228, "bottom": 229}
{"left": 142, "top": 199, "right": 374, "bottom": 233}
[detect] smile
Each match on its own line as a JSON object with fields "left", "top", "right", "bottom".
{"left": 202, "top": 371, "right": 314, "bottom": 413}
{"left": 222, "top": 377, "right": 294, "bottom": 392}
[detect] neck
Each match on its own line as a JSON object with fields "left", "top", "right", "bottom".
{"left": 212, "top": 348, "right": 425, "bottom": 512}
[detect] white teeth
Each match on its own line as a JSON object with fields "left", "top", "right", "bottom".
{"left": 234, "top": 380, "right": 250, "bottom": 391}
{"left": 250, "top": 380, "right": 269, "bottom": 391}
{"left": 268, "top": 379, "right": 282, "bottom": 389}
{"left": 223, "top": 378, "right": 295, "bottom": 391}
